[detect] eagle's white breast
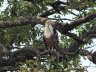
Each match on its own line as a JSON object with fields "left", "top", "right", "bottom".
{"left": 44, "top": 24, "right": 53, "bottom": 38}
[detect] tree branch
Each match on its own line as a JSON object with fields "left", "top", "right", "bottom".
{"left": 55, "top": 13, "right": 96, "bottom": 33}
{"left": 0, "top": 13, "right": 95, "bottom": 31}
{"left": 0, "top": 13, "right": 95, "bottom": 43}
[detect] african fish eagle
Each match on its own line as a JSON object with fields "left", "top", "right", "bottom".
{"left": 43, "top": 20, "right": 59, "bottom": 50}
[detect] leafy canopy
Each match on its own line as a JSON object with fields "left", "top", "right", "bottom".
{"left": 0, "top": 0, "right": 96, "bottom": 72}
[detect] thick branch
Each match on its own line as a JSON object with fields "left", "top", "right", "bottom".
{"left": 0, "top": 47, "right": 90, "bottom": 67}
{"left": 0, "top": 13, "right": 95, "bottom": 43}
{"left": 55, "top": 13, "right": 96, "bottom": 33}
{"left": 0, "top": 13, "right": 95, "bottom": 31}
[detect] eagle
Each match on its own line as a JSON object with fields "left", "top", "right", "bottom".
{"left": 43, "top": 20, "right": 59, "bottom": 50}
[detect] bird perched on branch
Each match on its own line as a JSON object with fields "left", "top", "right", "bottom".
{"left": 43, "top": 20, "right": 59, "bottom": 50}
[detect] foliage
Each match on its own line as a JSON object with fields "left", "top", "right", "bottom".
{"left": 0, "top": 0, "right": 96, "bottom": 72}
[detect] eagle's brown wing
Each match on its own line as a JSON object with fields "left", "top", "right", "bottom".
{"left": 43, "top": 24, "right": 59, "bottom": 50}
{"left": 43, "top": 34, "right": 56, "bottom": 50}
{"left": 53, "top": 27, "right": 59, "bottom": 50}
{"left": 43, "top": 35, "right": 48, "bottom": 49}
